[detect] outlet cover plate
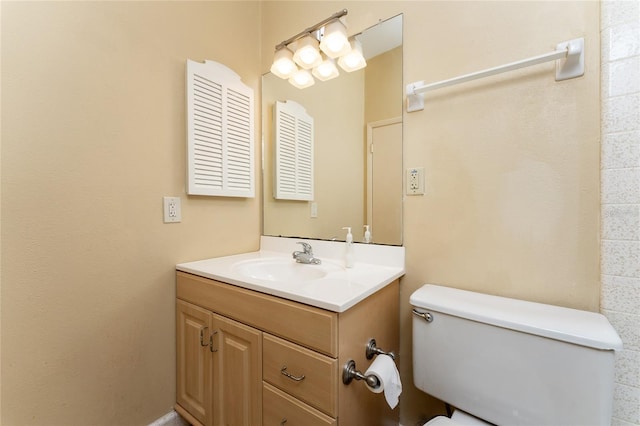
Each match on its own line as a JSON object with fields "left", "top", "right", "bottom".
{"left": 163, "top": 196, "right": 182, "bottom": 223}
{"left": 406, "top": 167, "right": 425, "bottom": 195}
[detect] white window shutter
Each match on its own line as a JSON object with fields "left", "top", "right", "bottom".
{"left": 274, "top": 100, "right": 314, "bottom": 201}
{"left": 186, "top": 60, "right": 254, "bottom": 197}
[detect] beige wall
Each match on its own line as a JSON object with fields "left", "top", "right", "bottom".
{"left": 1, "top": 1, "right": 603, "bottom": 425}
{"left": 402, "top": 1, "right": 600, "bottom": 422}
{"left": 402, "top": 1, "right": 600, "bottom": 308}
{"left": 365, "top": 46, "right": 403, "bottom": 124}
{"left": 1, "top": 2, "right": 261, "bottom": 425}
{"left": 263, "top": 1, "right": 600, "bottom": 424}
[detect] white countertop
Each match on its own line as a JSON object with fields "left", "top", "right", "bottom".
{"left": 177, "top": 236, "right": 405, "bottom": 312}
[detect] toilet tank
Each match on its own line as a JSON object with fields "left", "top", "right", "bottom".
{"left": 411, "top": 285, "right": 622, "bottom": 426}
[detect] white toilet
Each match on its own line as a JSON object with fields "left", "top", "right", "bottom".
{"left": 411, "top": 284, "right": 623, "bottom": 426}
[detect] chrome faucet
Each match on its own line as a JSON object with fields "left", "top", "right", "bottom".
{"left": 292, "top": 242, "right": 321, "bottom": 265}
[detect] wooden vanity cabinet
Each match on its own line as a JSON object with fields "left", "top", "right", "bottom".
{"left": 176, "top": 300, "right": 262, "bottom": 426}
{"left": 175, "top": 271, "right": 399, "bottom": 426}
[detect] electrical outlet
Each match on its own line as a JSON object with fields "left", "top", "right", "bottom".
{"left": 310, "top": 202, "right": 318, "bottom": 218}
{"left": 406, "top": 167, "right": 425, "bottom": 195}
{"left": 163, "top": 196, "right": 182, "bottom": 223}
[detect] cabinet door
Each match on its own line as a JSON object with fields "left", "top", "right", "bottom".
{"left": 212, "top": 313, "right": 262, "bottom": 426}
{"left": 176, "top": 300, "right": 213, "bottom": 426}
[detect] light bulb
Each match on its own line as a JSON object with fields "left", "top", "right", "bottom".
{"left": 316, "top": 63, "right": 334, "bottom": 77}
{"left": 270, "top": 48, "right": 297, "bottom": 79}
{"left": 292, "top": 35, "right": 322, "bottom": 69}
{"left": 299, "top": 50, "right": 317, "bottom": 65}
{"left": 320, "top": 20, "right": 351, "bottom": 58}
{"left": 338, "top": 39, "right": 366, "bottom": 72}
{"left": 312, "top": 56, "right": 339, "bottom": 81}
{"left": 344, "top": 55, "right": 360, "bottom": 68}
{"left": 288, "top": 69, "right": 315, "bottom": 89}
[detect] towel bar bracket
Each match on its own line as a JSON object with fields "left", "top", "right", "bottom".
{"left": 555, "top": 38, "right": 584, "bottom": 81}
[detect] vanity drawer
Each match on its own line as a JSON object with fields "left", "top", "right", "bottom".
{"left": 263, "top": 382, "right": 336, "bottom": 426}
{"left": 176, "top": 271, "right": 338, "bottom": 356}
{"left": 263, "top": 334, "right": 338, "bottom": 417}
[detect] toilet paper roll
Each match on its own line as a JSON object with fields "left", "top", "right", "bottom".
{"left": 364, "top": 354, "right": 402, "bottom": 409}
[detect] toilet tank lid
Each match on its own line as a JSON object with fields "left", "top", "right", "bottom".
{"left": 410, "top": 285, "right": 623, "bottom": 351}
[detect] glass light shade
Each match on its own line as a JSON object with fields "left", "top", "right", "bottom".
{"left": 292, "top": 35, "right": 322, "bottom": 69}
{"left": 338, "top": 39, "right": 367, "bottom": 72}
{"left": 319, "top": 20, "right": 351, "bottom": 58}
{"left": 270, "top": 48, "right": 297, "bottom": 79}
{"left": 312, "top": 56, "right": 339, "bottom": 81}
{"left": 288, "top": 69, "right": 315, "bottom": 89}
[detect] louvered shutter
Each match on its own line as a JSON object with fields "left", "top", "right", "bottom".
{"left": 186, "top": 60, "right": 254, "bottom": 197}
{"left": 274, "top": 100, "right": 314, "bottom": 201}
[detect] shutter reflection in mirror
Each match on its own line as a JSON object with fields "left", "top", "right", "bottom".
{"left": 274, "top": 100, "right": 314, "bottom": 201}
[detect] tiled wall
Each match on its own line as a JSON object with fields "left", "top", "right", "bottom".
{"left": 600, "top": 1, "right": 640, "bottom": 425}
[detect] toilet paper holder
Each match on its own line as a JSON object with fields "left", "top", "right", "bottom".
{"left": 342, "top": 339, "right": 396, "bottom": 388}
{"left": 366, "top": 338, "right": 396, "bottom": 360}
{"left": 342, "top": 359, "right": 380, "bottom": 388}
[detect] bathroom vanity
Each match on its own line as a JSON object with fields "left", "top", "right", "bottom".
{"left": 174, "top": 237, "right": 404, "bottom": 426}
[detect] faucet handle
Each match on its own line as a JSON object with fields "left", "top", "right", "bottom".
{"left": 296, "top": 242, "right": 313, "bottom": 254}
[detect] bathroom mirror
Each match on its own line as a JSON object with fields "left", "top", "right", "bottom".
{"left": 262, "top": 14, "right": 403, "bottom": 245}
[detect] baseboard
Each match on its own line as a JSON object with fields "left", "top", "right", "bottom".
{"left": 149, "top": 409, "right": 408, "bottom": 426}
{"left": 148, "top": 410, "right": 189, "bottom": 426}
{"left": 148, "top": 408, "right": 407, "bottom": 426}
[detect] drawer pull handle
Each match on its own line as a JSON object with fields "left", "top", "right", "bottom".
{"left": 199, "top": 327, "right": 209, "bottom": 347}
{"left": 280, "top": 366, "right": 305, "bottom": 382}
{"left": 209, "top": 331, "right": 218, "bottom": 353}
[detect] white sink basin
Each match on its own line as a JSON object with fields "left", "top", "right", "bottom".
{"left": 231, "top": 258, "right": 341, "bottom": 282}
{"left": 177, "top": 238, "right": 405, "bottom": 312}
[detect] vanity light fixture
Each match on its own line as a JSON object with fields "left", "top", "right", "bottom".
{"left": 270, "top": 9, "right": 366, "bottom": 89}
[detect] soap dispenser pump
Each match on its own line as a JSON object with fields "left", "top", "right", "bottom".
{"left": 363, "top": 225, "right": 371, "bottom": 243}
{"left": 342, "top": 227, "right": 354, "bottom": 268}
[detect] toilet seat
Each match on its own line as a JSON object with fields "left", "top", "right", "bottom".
{"left": 424, "top": 416, "right": 456, "bottom": 426}
{"left": 423, "top": 410, "right": 492, "bottom": 426}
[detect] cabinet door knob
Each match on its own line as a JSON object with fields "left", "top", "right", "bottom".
{"left": 199, "top": 327, "right": 209, "bottom": 347}
{"left": 280, "top": 419, "right": 287, "bottom": 425}
{"left": 209, "top": 330, "right": 218, "bottom": 353}
{"left": 280, "top": 366, "right": 305, "bottom": 381}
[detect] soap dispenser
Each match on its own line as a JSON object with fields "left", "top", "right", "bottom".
{"left": 363, "top": 225, "right": 371, "bottom": 244}
{"left": 342, "top": 227, "right": 355, "bottom": 268}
